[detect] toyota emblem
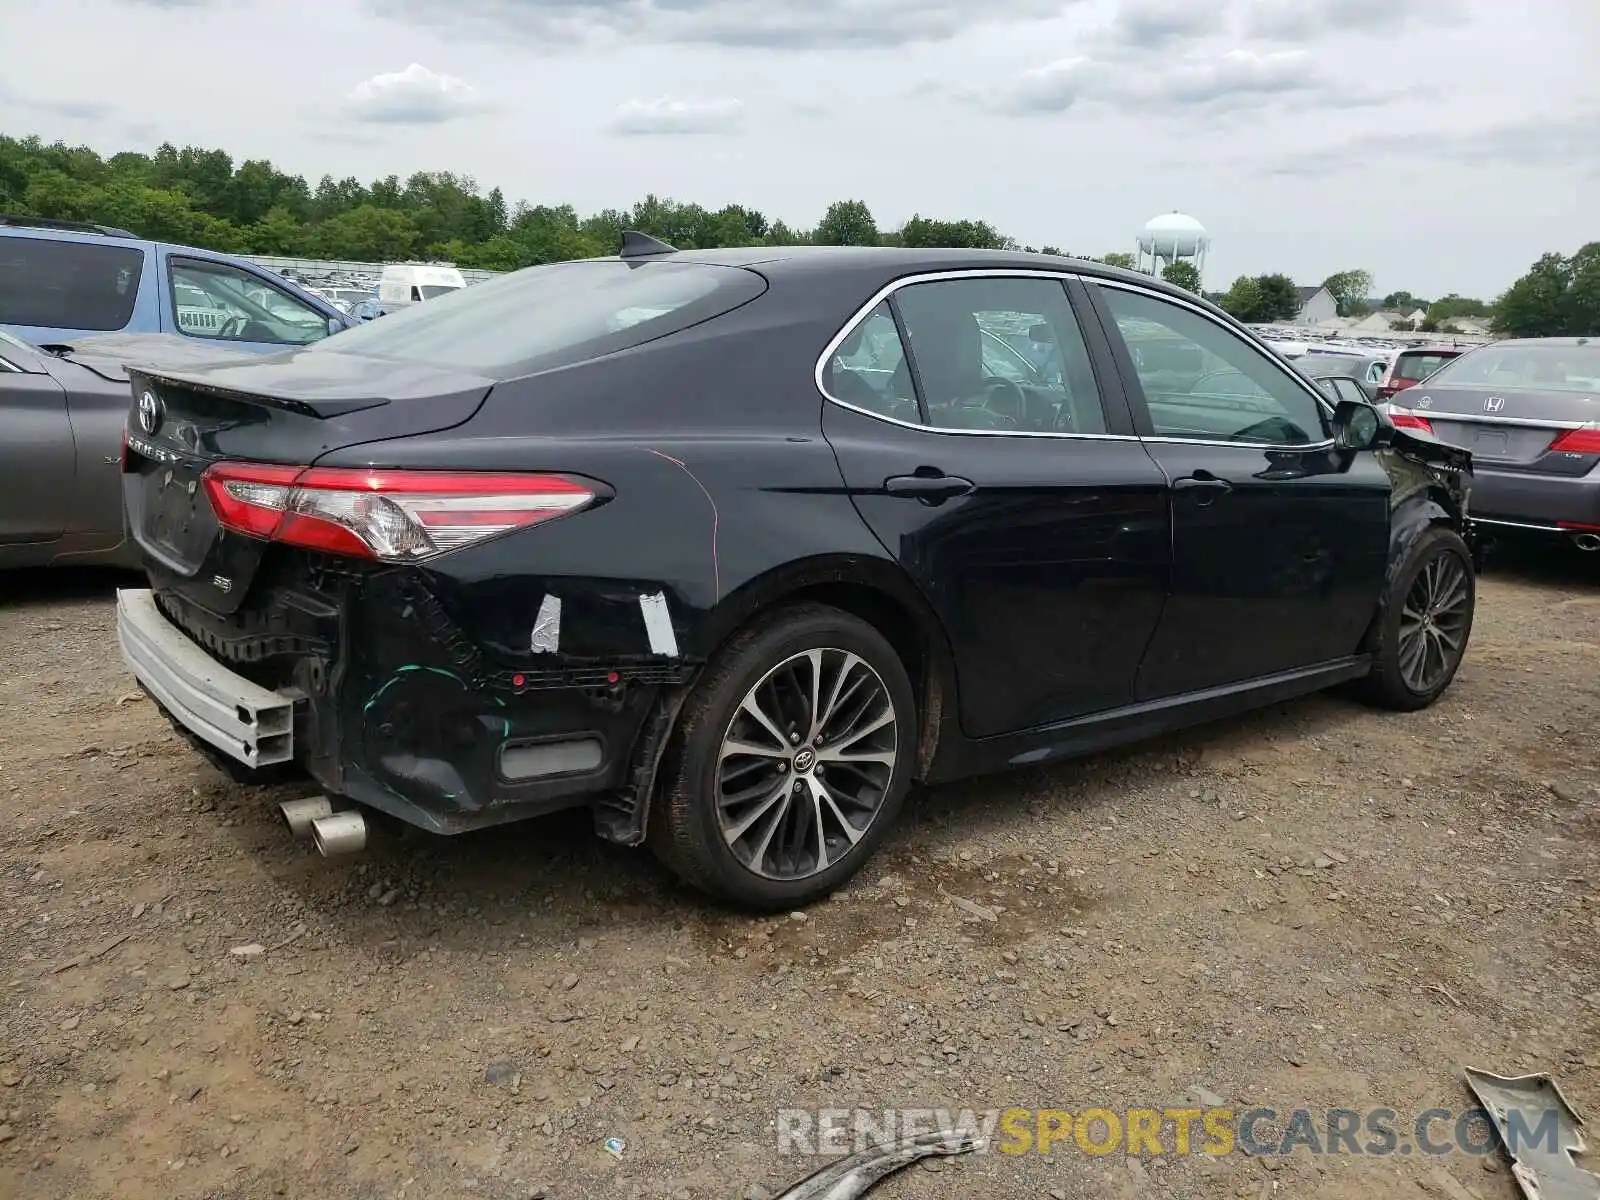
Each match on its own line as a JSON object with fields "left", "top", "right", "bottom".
{"left": 137, "top": 390, "right": 164, "bottom": 435}
{"left": 1484, "top": 395, "right": 1506, "bottom": 413}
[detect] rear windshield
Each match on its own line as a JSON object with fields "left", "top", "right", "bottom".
{"left": 1426, "top": 344, "right": 1600, "bottom": 394}
{"left": 317, "top": 259, "right": 766, "bottom": 376}
{"left": 0, "top": 236, "right": 144, "bottom": 331}
{"left": 1393, "top": 351, "right": 1458, "bottom": 381}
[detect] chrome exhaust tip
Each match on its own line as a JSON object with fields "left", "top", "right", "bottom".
{"left": 1572, "top": 533, "right": 1600, "bottom": 552}
{"left": 279, "top": 796, "right": 333, "bottom": 839}
{"left": 310, "top": 810, "right": 368, "bottom": 857}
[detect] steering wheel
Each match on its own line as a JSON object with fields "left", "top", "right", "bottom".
{"left": 1189, "top": 368, "right": 1251, "bottom": 394}
{"left": 983, "top": 379, "right": 1027, "bottom": 425}
{"left": 219, "top": 315, "right": 247, "bottom": 339}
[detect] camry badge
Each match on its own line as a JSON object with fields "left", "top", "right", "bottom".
{"left": 1484, "top": 396, "right": 1506, "bottom": 413}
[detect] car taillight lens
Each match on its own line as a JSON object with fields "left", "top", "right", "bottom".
{"left": 202, "top": 463, "right": 599, "bottom": 561}
{"left": 1547, "top": 428, "right": 1600, "bottom": 454}
{"left": 1389, "top": 412, "right": 1433, "bottom": 433}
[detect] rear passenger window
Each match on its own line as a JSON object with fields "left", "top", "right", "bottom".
{"left": 892, "top": 277, "right": 1107, "bottom": 434}
{"left": 824, "top": 301, "right": 921, "bottom": 424}
{"left": 1099, "top": 286, "right": 1326, "bottom": 446}
{"left": 0, "top": 236, "right": 144, "bottom": 331}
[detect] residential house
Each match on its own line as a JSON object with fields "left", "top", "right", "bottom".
{"left": 1294, "top": 286, "right": 1338, "bottom": 325}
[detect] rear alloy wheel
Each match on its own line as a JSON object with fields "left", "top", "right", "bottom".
{"left": 650, "top": 604, "right": 916, "bottom": 909}
{"left": 1357, "top": 526, "right": 1475, "bottom": 711}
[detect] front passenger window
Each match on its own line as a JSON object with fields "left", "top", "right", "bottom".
{"left": 171, "top": 260, "right": 331, "bottom": 346}
{"left": 1099, "top": 287, "right": 1327, "bottom": 446}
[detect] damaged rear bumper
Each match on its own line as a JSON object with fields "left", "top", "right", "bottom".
{"left": 123, "top": 563, "right": 701, "bottom": 840}
{"left": 117, "top": 587, "right": 297, "bottom": 767}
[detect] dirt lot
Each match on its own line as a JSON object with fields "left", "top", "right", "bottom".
{"left": 2, "top": 548, "right": 1597, "bottom": 1200}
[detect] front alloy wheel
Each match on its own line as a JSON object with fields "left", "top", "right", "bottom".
{"left": 1396, "top": 552, "right": 1471, "bottom": 693}
{"left": 1358, "top": 526, "right": 1475, "bottom": 711}
{"left": 650, "top": 604, "right": 917, "bottom": 909}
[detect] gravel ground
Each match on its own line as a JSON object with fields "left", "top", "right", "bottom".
{"left": 1, "top": 546, "right": 1597, "bottom": 1200}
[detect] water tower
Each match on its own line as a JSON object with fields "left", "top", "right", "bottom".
{"left": 1136, "top": 211, "right": 1209, "bottom": 284}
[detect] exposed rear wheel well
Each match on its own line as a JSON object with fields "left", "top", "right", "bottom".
{"left": 707, "top": 580, "right": 947, "bottom": 780}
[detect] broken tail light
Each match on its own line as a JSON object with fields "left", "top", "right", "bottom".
{"left": 1388, "top": 412, "right": 1434, "bottom": 433}
{"left": 202, "top": 464, "right": 600, "bottom": 562}
{"left": 1546, "top": 428, "right": 1600, "bottom": 455}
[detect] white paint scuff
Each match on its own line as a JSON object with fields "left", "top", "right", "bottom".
{"left": 638, "top": 592, "right": 678, "bottom": 657}
{"left": 531, "top": 594, "right": 561, "bottom": 653}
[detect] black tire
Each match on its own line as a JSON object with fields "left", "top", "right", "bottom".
{"left": 1356, "top": 525, "right": 1475, "bottom": 711}
{"left": 648, "top": 603, "right": 917, "bottom": 910}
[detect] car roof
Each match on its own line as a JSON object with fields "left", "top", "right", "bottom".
{"left": 1, "top": 213, "right": 139, "bottom": 238}
{"left": 0, "top": 222, "right": 154, "bottom": 250}
{"left": 1490, "top": 337, "right": 1597, "bottom": 349}
{"left": 628, "top": 245, "right": 1213, "bottom": 307}
{"left": 1298, "top": 355, "right": 1376, "bottom": 374}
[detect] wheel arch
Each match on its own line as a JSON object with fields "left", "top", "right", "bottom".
{"left": 605, "top": 554, "right": 959, "bottom": 847}
{"left": 1360, "top": 488, "right": 1471, "bottom": 653}
{"left": 694, "top": 554, "right": 957, "bottom": 782}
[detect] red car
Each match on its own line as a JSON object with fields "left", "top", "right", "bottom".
{"left": 1375, "top": 346, "right": 1463, "bottom": 401}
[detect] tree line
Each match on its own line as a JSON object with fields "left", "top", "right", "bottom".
{"left": 1, "top": 132, "right": 1592, "bottom": 336}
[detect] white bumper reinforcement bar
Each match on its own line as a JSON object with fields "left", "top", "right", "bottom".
{"left": 115, "top": 588, "right": 296, "bottom": 767}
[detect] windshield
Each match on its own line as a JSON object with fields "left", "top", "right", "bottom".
{"left": 312, "top": 259, "right": 767, "bottom": 377}
{"left": 1393, "top": 351, "right": 1458, "bottom": 382}
{"left": 1427, "top": 344, "right": 1600, "bottom": 394}
{"left": 0, "top": 328, "right": 32, "bottom": 360}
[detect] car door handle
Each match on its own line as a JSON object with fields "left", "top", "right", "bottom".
{"left": 1172, "top": 473, "right": 1233, "bottom": 494}
{"left": 883, "top": 472, "right": 975, "bottom": 503}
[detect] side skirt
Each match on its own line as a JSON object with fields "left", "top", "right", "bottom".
{"left": 927, "top": 655, "right": 1372, "bottom": 784}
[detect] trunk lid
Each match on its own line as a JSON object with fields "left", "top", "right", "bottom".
{"left": 123, "top": 347, "right": 493, "bottom": 615}
{"left": 1396, "top": 383, "right": 1600, "bottom": 467}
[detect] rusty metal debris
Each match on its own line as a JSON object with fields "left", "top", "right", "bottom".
{"left": 772, "top": 1129, "right": 984, "bottom": 1200}
{"left": 1464, "top": 1067, "right": 1599, "bottom": 1200}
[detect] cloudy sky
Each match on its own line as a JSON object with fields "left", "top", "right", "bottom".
{"left": 1, "top": 0, "right": 1595, "bottom": 297}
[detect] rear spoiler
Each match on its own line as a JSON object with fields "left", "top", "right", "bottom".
{"left": 133, "top": 369, "right": 388, "bottom": 420}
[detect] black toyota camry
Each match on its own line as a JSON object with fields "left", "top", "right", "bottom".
{"left": 116, "top": 237, "right": 1477, "bottom": 909}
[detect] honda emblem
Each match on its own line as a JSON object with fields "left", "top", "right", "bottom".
{"left": 1484, "top": 396, "right": 1506, "bottom": 413}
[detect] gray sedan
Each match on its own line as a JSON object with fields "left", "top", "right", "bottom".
{"left": 1384, "top": 338, "right": 1600, "bottom": 550}
{"left": 0, "top": 331, "right": 250, "bottom": 568}
{"left": 1296, "top": 352, "right": 1389, "bottom": 401}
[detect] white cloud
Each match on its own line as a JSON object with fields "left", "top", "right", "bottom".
{"left": 993, "top": 47, "right": 1354, "bottom": 115}
{"left": 2, "top": 0, "right": 1594, "bottom": 298}
{"left": 1244, "top": 0, "right": 1457, "bottom": 41}
{"left": 345, "top": 63, "right": 491, "bottom": 125}
{"left": 376, "top": 0, "right": 1080, "bottom": 50}
{"left": 610, "top": 96, "right": 745, "bottom": 135}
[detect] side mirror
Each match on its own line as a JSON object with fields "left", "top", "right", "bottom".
{"left": 327, "top": 316, "right": 344, "bottom": 336}
{"left": 1332, "top": 398, "right": 1383, "bottom": 451}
